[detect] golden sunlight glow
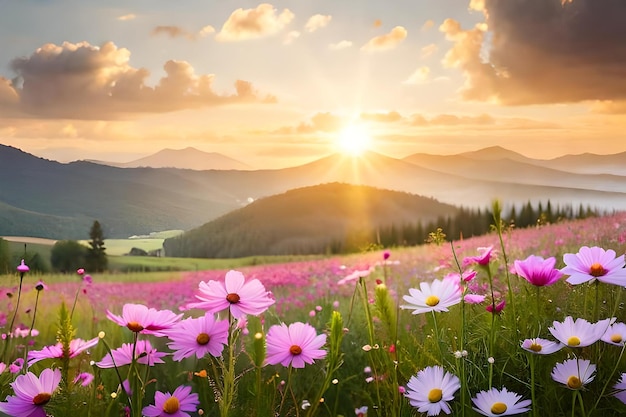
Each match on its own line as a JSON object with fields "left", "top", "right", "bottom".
{"left": 336, "top": 124, "right": 372, "bottom": 156}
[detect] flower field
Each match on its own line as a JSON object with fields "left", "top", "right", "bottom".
{"left": 1, "top": 209, "right": 626, "bottom": 417}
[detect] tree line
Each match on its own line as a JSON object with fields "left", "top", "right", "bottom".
{"left": 0, "top": 220, "right": 108, "bottom": 274}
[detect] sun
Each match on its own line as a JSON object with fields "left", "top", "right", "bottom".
{"left": 336, "top": 124, "right": 372, "bottom": 156}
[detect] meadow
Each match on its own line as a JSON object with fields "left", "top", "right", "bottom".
{"left": 1, "top": 209, "right": 626, "bottom": 417}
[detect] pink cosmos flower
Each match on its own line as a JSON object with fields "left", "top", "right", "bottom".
{"left": 561, "top": 246, "right": 626, "bottom": 286}
{"left": 142, "top": 385, "right": 199, "bottom": 417}
{"left": 338, "top": 267, "right": 374, "bottom": 285}
{"left": 486, "top": 300, "right": 506, "bottom": 315}
{"left": 73, "top": 372, "right": 95, "bottom": 387}
{"left": 9, "top": 358, "right": 24, "bottom": 374}
{"left": 106, "top": 303, "right": 183, "bottom": 336}
{"left": 514, "top": 255, "right": 564, "bottom": 287}
{"left": 265, "top": 322, "right": 327, "bottom": 368}
{"left": 96, "top": 339, "right": 167, "bottom": 368}
{"left": 0, "top": 368, "right": 61, "bottom": 417}
{"left": 0, "top": 362, "right": 6, "bottom": 374}
{"left": 165, "top": 312, "right": 229, "bottom": 361}
{"left": 16, "top": 259, "right": 29, "bottom": 274}
{"left": 28, "top": 337, "right": 99, "bottom": 366}
{"left": 463, "top": 246, "right": 494, "bottom": 267}
{"left": 464, "top": 294, "right": 486, "bottom": 304}
{"left": 187, "top": 270, "right": 274, "bottom": 318}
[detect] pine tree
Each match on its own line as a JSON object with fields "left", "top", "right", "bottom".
{"left": 86, "top": 220, "right": 108, "bottom": 272}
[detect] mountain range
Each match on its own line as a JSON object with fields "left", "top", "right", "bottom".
{"left": 1, "top": 144, "right": 625, "bottom": 240}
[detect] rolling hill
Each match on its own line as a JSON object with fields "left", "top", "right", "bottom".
{"left": 162, "top": 183, "right": 459, "bottom": 258}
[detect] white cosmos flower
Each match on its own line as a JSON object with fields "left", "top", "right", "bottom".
{"left": 401, "top": 278, "right": 462, "bottom": 315}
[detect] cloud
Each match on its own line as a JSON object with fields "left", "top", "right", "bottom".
{"left": 152, "top": 25, "right": 215, "bottom": 40}
{"left": 591, "top": 100, "right": 626, "bottom": 114}
{"left": 441, "top": 0, "right": 626, "bottom": 105}
{"left": 117, "top": 14, "right": 136, "bottom": 21}
{"left": 359, "top": 111, "right": 403, "bottom": 123}
{"left": 404, "top": 66, "right": 430, "bottom": 84}
{"left": 216, "top": 3, "right": 294, "bottom": 42}
{"left": 329, "top": 40, "right": 352, "bottom": 50}
{"left": 420, "top": 43, "right": 438, "bottom": 59}
{"left": 2, "top": 41, "right": 275, "bottom": 119}
{"left": 274, "top": 112, "right": 344, "bottom": 134}
{"left": 361, "top": 26, "right": 407, "bottom": 52}
{"left": 421, "top": 20, "right": 435, "bottom": 32}
{"left": 304, "top": 14, "right": 332, "bottom": 33}
{"left": 283, "top": 30, "right": 301, "bottom": 45}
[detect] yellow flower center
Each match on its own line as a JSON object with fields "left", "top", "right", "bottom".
{"left": 126, "top": 321, "right": 144, "bottom": 332}
{"left": 611, "top": 333, "right": 623, "bottom": 343}
{"left": 567, "top": 336, "right": 581, "bottom": 346}
{"left": 162, "top": 396, "right": 180, "bottom": 414}
{"left": 567, "top": 376, "right": 582, "bottom": 389}
{"left": 529, "top": 342, "right": 542, "bottom": 352}
{"left": 589, "top": 263, "right": 607, "bottom": 277}
{"left": 226, "top": 293, "right": 240, "bottom": 304}
{"left": 33, "top": 392, "right": 51, "bottom": 406}
{"left": 290, "top": 345, "right": 303, "bottom": 355}
{"left": 491, "top": 402, "right": 507, "bottom": 415}
{"left": 196, "top": 333, "right": 210, "bottom": 345}
{"left": 428, "top": 388, "right": 443, "bottom": 403}
{"left": 425, "top": 295, "right": 440, "bottom": 307}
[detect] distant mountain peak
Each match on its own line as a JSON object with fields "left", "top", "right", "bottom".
{"left": 91, "top": 147, "right": 255, "bottom": 171}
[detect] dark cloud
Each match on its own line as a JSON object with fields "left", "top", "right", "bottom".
{"left": 1, "top": 41, "right": 274, "bottom": 119}
{"left": 441, "top": 0, "right": 626, "bottom": 105}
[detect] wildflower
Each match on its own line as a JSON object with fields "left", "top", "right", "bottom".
{"left": 338, "top": 267, "right": 373, "bottom": 285}
{"left": 463, "top": 246, "right": 494, "bottom": 267}
{"left": 0, "top": 368, "right": 61, "bottom": 417}
{"left": 28, "top": 337, "right": 100, "bottom": 366}
{"left": 465, "top": 294, "right": 486, "bottom": 304}
{"left": 487, "top": 357, "right": 495, "bottom": 364}
{"left": 613, "top": 373, "right": 626, "bottom": 404}
{"left": 551, "top": 358, "right": 596, "bottom": 390}
{"left": 187, "top": 270, "right": 274, "bottom": 318}
{"left": 520, "top": 338, "right": 563, "bottom": 355}
{"left": 301, "top": 400, "right": 311, "bottom": 410}
{"left": 142, "top": 385, "right": 199, "bottom": 417}
{"left": 77, "top": 268, "right": 85, "bottom": 276}
{"left": 165, "top": 312, "right": 229, "bottom": 361}
{"left": 549, "top": 316, "right": 614, "bottom": 347}
{"left": 486, "top": 300, "right": 506, "bottom": 314}
{"left": 514, "top": 255, "right": 564, "bottom": 286}
{"left": 9, "top": 358, "right": 24, "bottom": 373}
{"left": 364, "top": 366, "right": 372, "bottom": 373}
{"left": 73, "top": 372, "right": 95, "bottom": 387}
{"left": 0, "top": 363, "right": 5, "bottom": 374}
{"left": 34, "top": 281, "right": 47, "bottom": 292}
{"left": 472, "top": 387, "right": 531, "bottom": 416}
{"left": 401, "top": 278, "right": 462, "bottom": 315}
{"left": 16, "top": 260, "right": 29, "bottom": 274}
{"left": 265, "top": 322, "right": 326, "bottom": 368}
{"left": 445, "top": 270, "right": 477, "bottom": 283}
{"left": 355, "top": 406, "right": 368, "bottom": 416}
{"left": 106, "top": 303, "right": 183, "bottom": 336}
{"left": 601, "top": 322, "right": 626, "bottom": 345}
{"left": 365, "top": 377, "right": 374, "bottom": 383}
{"left": 96, "top": 339, "right": 167, "bottom": 368}
{"left": 561, "top": 246, "right": 626, "bottom": 286}
{"left": 405, "top": 366, "right": 460, "bottom": 416}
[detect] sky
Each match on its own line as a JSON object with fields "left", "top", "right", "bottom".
{"left": 1, "top": 0, "right": 626, "bottom": 169}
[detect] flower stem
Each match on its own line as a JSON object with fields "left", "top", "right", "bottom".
{"left": 529, "top": 354, "right": 538, "bottom": 417}
{"left": 3, "top": 272, "right": 25, "bottom": 363}
{"left": 220, "top": 311, "right": 237, "bottom": 417}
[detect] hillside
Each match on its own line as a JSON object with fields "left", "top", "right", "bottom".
{"left": 2, "top": 144, "right": 626, "bottom": 240}
{"left": 163, "top": 183, "right": 459, "bottom": 258}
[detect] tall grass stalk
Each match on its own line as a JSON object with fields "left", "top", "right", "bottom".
{"left": 492, "top": 200, "right": 517, "bottom": 334}
{"left": 450, "top": 242, "right": 467, "bottom": 417}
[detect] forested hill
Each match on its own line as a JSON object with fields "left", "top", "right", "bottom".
{"left": 163, "top": 182, "right": 459, "bottom": 258}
